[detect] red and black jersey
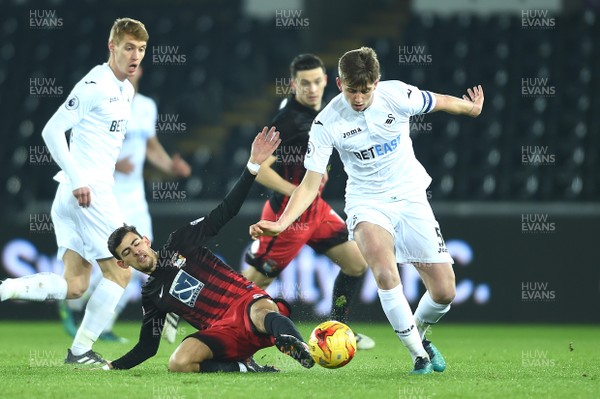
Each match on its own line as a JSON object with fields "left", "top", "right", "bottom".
{"left": 269, "top": 96, "right": 319, "bottom": 213}
{"left": 111, "top": 168, "right": 260, "bottom": 370}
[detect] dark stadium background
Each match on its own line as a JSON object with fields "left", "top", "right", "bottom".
{"left": 1, "top": 0, "right": 598, "bottom": 323}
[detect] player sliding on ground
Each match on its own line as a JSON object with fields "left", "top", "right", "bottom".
{"left": 103, "top": 128, "right": 314, "bottom": 373}
{"left": 250, "top": 47, "right": 484, "bottom": 374}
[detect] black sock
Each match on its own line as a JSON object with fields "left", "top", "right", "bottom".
{"left": 200, "top": 360, "right": 242, "bottom": 373}
{"left": 264, "top": 311, "right": 303, "bottom": 341}
{"left": 330, "top": 272, "right": 364, "bottom": 323}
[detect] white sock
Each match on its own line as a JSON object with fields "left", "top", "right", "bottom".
{"left": 378, "top": 284, "right": 428, "bottom": 362}
{"left": 414, "top": 291, "right": 451, "bottom": 340}
{"left": 71, "top": 278, "right": 124, "bottom": 356}
{"left": 238, "top": 362, "right": 248, "bottom": 372}
{"left": 102, "top": 284, "right": 130, "bottom": 333}
{"left": 0, "top": 273, "right": 67, "bottom": 301}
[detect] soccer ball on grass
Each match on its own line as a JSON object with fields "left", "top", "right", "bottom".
{"left": 308, "top": 320, "right": 357, "bottom": 369}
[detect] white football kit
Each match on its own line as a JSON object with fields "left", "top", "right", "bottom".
{"left": 304, "top": 80, "right": 453, "bottom": 264}
{"left": 113, "top": 92, "right": 157, "bottom": 241}
{"left": 45, "top": 63, "right": 134, "bottom": 261}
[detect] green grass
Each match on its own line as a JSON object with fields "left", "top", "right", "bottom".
{"left": 0, "top": 322, "right": 598, "bottom": 399}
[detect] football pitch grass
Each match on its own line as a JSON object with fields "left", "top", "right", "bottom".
{"left": 0, "top": 322, "right": 597, "bottom": 399}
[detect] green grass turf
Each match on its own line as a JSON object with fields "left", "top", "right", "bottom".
{"left": 0, "top": 322, "right": 597, "bottom": 399}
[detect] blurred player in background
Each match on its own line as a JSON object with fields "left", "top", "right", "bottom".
{"left": 251, "top": 47, "right": 484, "bottom": 374}
{"left": 0, "top": 18, "right": 148, "bottom": 365}
{"left": 243, "top": 54, "right": 374, "bottom": 350}
{"left": 104, "top": 128, "right": 315, "bottom": 372}
{"left": 58, "top": 64, "right": 191, "bottom": 343}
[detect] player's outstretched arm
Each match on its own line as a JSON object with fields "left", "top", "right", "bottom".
{"left": 432, "top": 85, "right": 484, "bottom": 117}
{"left": 188, "top": 127, "right": 281, "bottom": 243}
{"left": 250, "top": 169, "right": 322, "bottom": 238}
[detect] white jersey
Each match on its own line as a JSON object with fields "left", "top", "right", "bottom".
{"left": 304, "top": 80, "right": 436, "bottom": 201}
{"left": 114, "top": 93, "right": 157, "bottom": 197}
{"left": 53, "top": 63, "right": 134, "bottom": 186}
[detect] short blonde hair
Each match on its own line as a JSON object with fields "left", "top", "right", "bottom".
{"left": 108, "top": 17, "right": 149, "bottom": 45}
{"left": 338, "top": 47, "right": 381, "bottom": 88}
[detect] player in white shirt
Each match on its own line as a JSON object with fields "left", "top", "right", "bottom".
{"left": 59, "top": 65, "right": 191, "bottom": 343}
{"left": 0, "top": 18, "right": 149, "bottom": 366}
{"left": 250, "top": 47, "right": 484, "bottom": 374}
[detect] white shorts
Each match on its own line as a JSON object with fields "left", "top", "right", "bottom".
{"left": 345, "top": 191, "right": 454, "bottom": 265}
{"left": 51, "top": 181, "right": 123, "bottom": 262}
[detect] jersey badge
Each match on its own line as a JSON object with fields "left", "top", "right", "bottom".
{"left": 170, "top": 252, "right": 187, "bottom": 269}
{"left": 65, "top": 96, "right": 79, "bottom": 110}
{"left": 169, "top": 269, "right": 204, "bottom": 307}
{"left": 306, "top": 141, "right": 315, "bottom": 158}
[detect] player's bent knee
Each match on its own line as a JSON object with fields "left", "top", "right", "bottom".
{"left": 66, "top": 288, "right": 85, "bottom": 299}
{"left": 64, "top": 279, "right": 88, "bottom": 299}
{"left": 370, "top": 264, "right": 401, "bottom": 288}
{"left": 168, "top": 355, "right": 187, "bottom": 373}
{"left": 343, "top": 263, "right": 367, "bottom": 276}
{"left": 430, "top": 286, "right": 456, "bottom": 304}
{"left": 168, "top": 350, "right": 198, "bottom": 373}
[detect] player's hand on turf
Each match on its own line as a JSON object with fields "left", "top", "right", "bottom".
{"left": 72, "top": 186, "right": 91, "bottom": 207}
{"left": 463, "top": 85, "right": 484, "bottom": 117}
{"left": 250, "top": 219, "right": 285, "bottom": 239}
{"left": 249, "top": 126, "right": 281, "bottom": 166}
{"left": 171, "top": 153, "right": 191, "bottom": 177}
